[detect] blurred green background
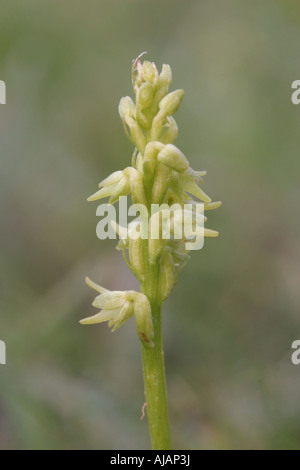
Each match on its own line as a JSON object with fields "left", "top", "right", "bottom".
{"left": 0, "top": 0, "right": 300, "bottom": 450}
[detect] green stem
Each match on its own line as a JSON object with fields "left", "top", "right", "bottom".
{"left": 141, "top": 261, "right": 171, "bottom": 450}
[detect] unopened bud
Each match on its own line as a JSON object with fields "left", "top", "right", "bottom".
{"left": 125, "top": 167, "right": 147, "bottom": 205}
{"left": 149, "top": 237, "right": 165, "bottom": 265}
{"left": 159, "top": 250, "right": 175, "bottom": 302}
{"left": 149, "top": 113, "right": 165, "bottom": 140}
{"left": 142, "top": 61, "right": 158, "bottom": 83}
{"left": 125, "top": 116, "right": 146, "bottom": 153}
{"left": 143, "top": 159, "right": 156, "bottom": 181}
{"left": 159, "top": 89, "right": 184, "bottom": 116}
{"left": 136, "top": 109, "right": 149, "bottom": 129}
{"left": 137, "top": 82, "right": 153, "bottom": 109}
{"left": 157, "top": 144, "right": 189, "bottom": 173}
{"left": 151, "top": 163, "right": 170, "bottom": 203}
{"left": 134, "top": 294, "right": 154, "bottom": 347}
{"left": 144, "top": 141, "right": 164, "bottom": 160}
{"left": 158, "top": 64, "right": 172, "bottom": 88}
{"left": 161, "top": 117, "right": 178, "bottom": 144}
{"left": 118, "top": 96, "right": 135, "bottom": 120}
{"left": 129, "top": 236, "right": 145, "bottom": 280}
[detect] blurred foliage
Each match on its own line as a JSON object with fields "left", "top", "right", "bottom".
{"left": 0, "top": 0, "right": 300, "bottom": 449}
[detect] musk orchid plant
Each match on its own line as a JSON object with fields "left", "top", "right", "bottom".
{"left": 80, "top": 53, "right": 221, "bottom": 450}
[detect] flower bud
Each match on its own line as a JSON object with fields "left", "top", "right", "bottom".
{"left": 161, "top": 117, "right": 178, "bottom": 144}
{"left": 135, "top": 109, "right": 149, "bottom": 129}
{"left": 124, "top": 116, "right": 146, "bottom": 153}
{"left": 159, "top": 89, "right": 184, "bottom": 116}
{"left": 159, "top": 250, "right": 175, "bottom": 302}
{"left": 144, "top": 141, "right": 164, "bottom": 160}
{"left": 143, "top": 159, "right": 156, "bottom": 181}
{"left": 142, "top": 61, "right": 158, "bottom": 83}
{"left": 149, "top": 237, "right": 164, "bottom": 265}
{"left": 134, "top": 294, "right": 154, "bottom": 347}
{"left": 118, "top": 96, "right": 135, "bottom": 120}
{"left": 151, "top": 163, "right": 170, "bottom": 203}
{"left": 157, "top": 144, "right": 189, "bottom": 173}
{"left": 158, "top": 64, "right": 172, "bottom": 88}
{"left": 150, "top": 85, "right": 169, "bottom": 116}
{"left": 137, "top": 82, "right": 154, "bottom": 109}
{"left": 124, "top": 167, "right": 147, "bottom": 205}
{"left": 149, "top": 113, "right": 165, "bottom": 140}
{"left": 129, "top": 236, "right": 145, "bottom": 280}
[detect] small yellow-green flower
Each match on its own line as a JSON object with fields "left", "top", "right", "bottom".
{"left": 81, "top": 277, "right": 154, "bottom": 347}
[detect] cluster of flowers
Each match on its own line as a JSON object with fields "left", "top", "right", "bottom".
{"left": 81, "top": 54, "right": 221, "bottom": 345}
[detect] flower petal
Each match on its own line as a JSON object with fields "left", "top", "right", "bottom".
{"left": 85, "top": 277, "right": 109, "bottom": 294}
{"left": 80, "top": 308, "right": 120, "bottom": 325}
{"left": 92, "top": 292, "right": 127, "bottom": 309}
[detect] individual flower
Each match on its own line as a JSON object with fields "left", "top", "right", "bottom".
{"left": 81, "top": 277, "right": 154, "bottom": 347}
{"left": 87, "top": 167, "right": 145, "bottom": 204}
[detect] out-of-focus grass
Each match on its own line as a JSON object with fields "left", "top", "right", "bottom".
{"left": 0, "top": 0, "right": 300, "bottom": 449}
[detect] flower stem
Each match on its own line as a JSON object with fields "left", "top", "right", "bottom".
{"left": 141, "top": 262, "right": 171, "bottom": 450}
